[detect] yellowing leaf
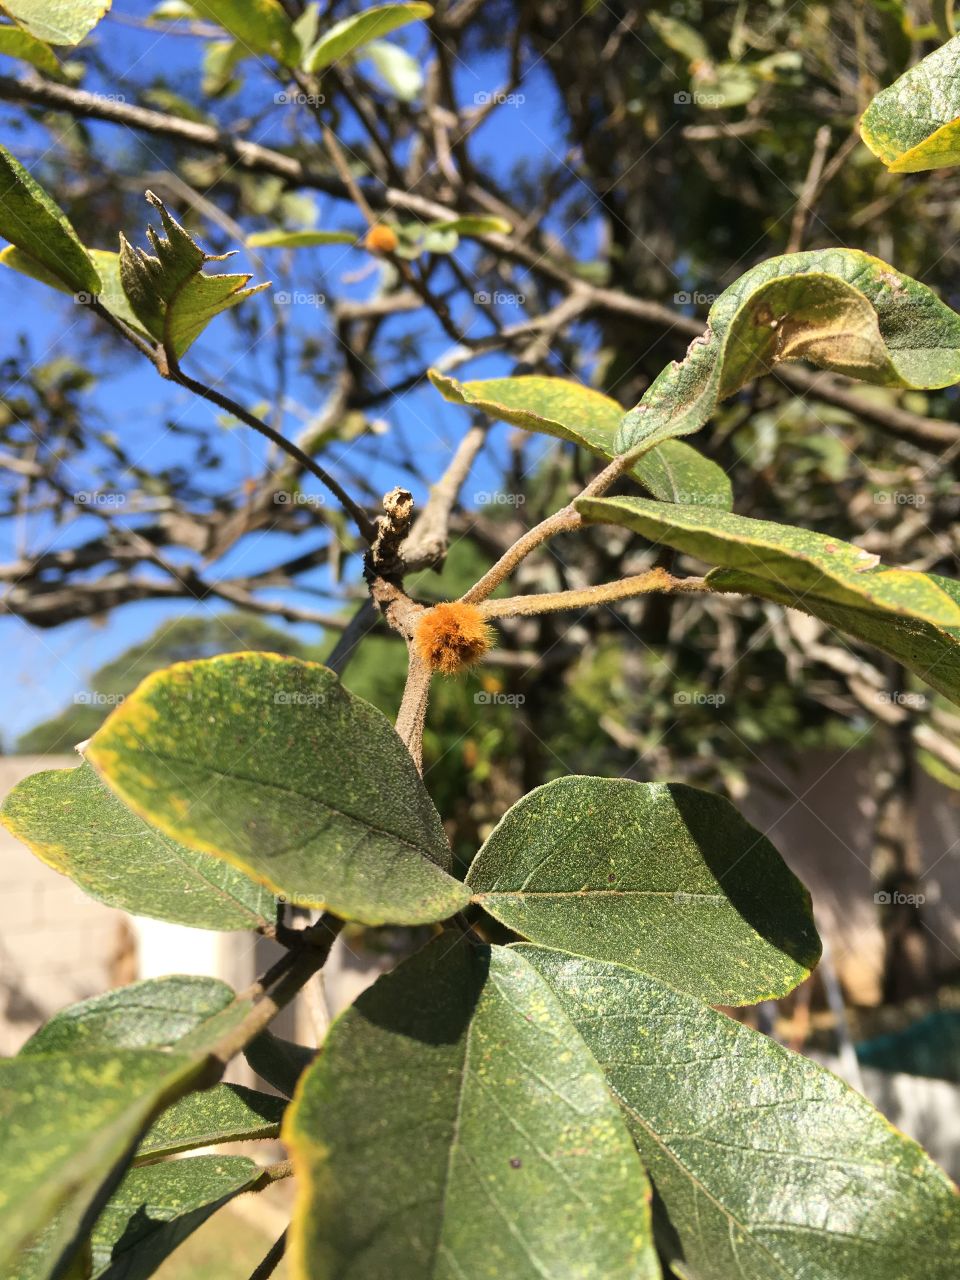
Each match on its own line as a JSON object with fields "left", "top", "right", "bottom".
{"left": 524, "top": 946, "right": 960, "bottom": 1280}
{"left": 430, "top": 371, "right": 733, "bottom": 509}
{"left": 0, "top": 762, "right": 276, "bottom": 931}
{"left": 861, "top": 34, "right": 960, "bottom": 172}
{"left": 616, "top": 249, "right": 960, "bottom": 455}
{"left": 468, "top": 777, "right": 820, "bottom": 1005}
{"left": 85, "top": 653, "right": 470, "bottom": 925}
{"left": 0, "top": 22, "right": 59, "bottom": 71}
{"left": 285, "top": 936, "right": 659, "bottom": 1279}
{"left": 0, "top": 0, "right": 111, "bottom": 45}
{"left": 577, "top": 494, "right": 960, "bottom": 705}
{"left": 246, "top": 227, "right": 356, "bottom": 249}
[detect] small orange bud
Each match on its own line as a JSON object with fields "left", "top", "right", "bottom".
{"left": 415, "top": 602, "right": 494, "bottom": 676}
{"left": 364, "top": 224, "right": 399, "bottom": 254}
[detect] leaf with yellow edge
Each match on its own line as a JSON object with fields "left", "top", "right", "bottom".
{"left": 861, "top": 34, "right": 960, "bottom": 172}
{"left": 577, "top": 494, "right": 960, "bottom": 705}
{"left": 429, "top": 371, "right": 733, "bottom": 510}
{"left": 284, "top": 935, "right": 659, "bottom": 1280}
{"left": 615, "top": 249, "right": 960, "bottom": 455}
{"left": 1, "top": 245, "right": 152, "bottom": 339}
{"left": 85, "top": 652, "right": 470, "bottom": 926}
{"left": 0, "top": 977, "right": 247, "bottom": 1279}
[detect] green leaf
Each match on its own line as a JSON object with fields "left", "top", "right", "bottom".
{"left": 615, "top": 249, "right": 960, "bottom": 455}
{"left": 246, "top": 227, "right": 356, "bottom": 249}
{"left": 0, "top": 0, "right": 111, "bottom": 45}
{"left": 429, "top": 371, "right": 733, "bottom": 510}
{"left": 88, "top": 1156, "right": 260, "bottom": 1279}
{"left": 467, "top": 777, "right": 820, "bottom": 1005}
{"left": 576, "top": 494, "right": 960, "bottom": 621}
{"left": 85, "top": 652, "right": 471, "bottom": 926}
{"left": 2, "top": 976, "right": 259, "bottom": 1276}
{"left": 305, "top": 2, "right": 433, "bottom": 74}
{"left": 522, "top": 946, "right": 960, "bottom": 1280}
{"left": 119, "top": 192, "right": 269, "bottom": 359}
{"left": 135, "top": 1084, "right": 285, "bottom": 1161}
{"left": 187, "top": 0, "right": 299, "bottom": 63}
{"left": 0, "top": 143, "right": 100, "bottom": 295}
{"left": 0, "top": 23, "right": 59, "bottom": 72}
{"left": 364, "top": 38, "right": 423, "bottom": 101}
{"left": 244, "top": 1029, "right": 314, "bottom": 1097}
{"left": 284, "top": 934, "right": 659, "bottom": 1279}
{"left": 709, "top": 567, "right": 960, "bottom": 708}
{"left": 575, "top": 494, "right": 960, "bottom": 703}
{"left": 648, "top": 10, "right": 709, "bottom": 64}
{"left": 0, "top": 762, "right": 277, "bottom": 931}
{"left": 0, "top": 1052, "right": 211, "bottom": 1277}
{"left": 861, "top": 34, "right": 960, "bottom": 172}
{"left": 20, "top": 975, "right": 236, "bottom": 1056}
{"left": 1, "top": 246, "right": 151, "bottom": 339}
{"left": 425, "top": 215, "right": 513, "bottom": 236}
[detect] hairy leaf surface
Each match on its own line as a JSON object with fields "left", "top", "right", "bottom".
{"left": 88, "top": 1156, "right": 260, "bottom": 1279}
{"left": 468, "top": 777, "right": 820, "bottom": 1005}
{"left": 430, "top": 371, "right": 733, "bottom": 509}
{"left": 285, "top": 935, "right": 659, "bottom": 1279}
{"left": 522, "top": 946, "right": 960, "bottom": 1280}
{"left": 135, "top": 1084, "right": 285, "bottom": 1161}
{"left": 615, "top": 250, "right": 960, "bottom": 453}
{"left": 86, "top": 652, "right": 470, "bottom": 925}
{"left": 20, "top": 976, "right": 236, "bottom": 1056}
{"left": 2, "top": 976, "right": 252, "bottom": 1276}
{"left": 1, "top": 763, "right": 276, "bottom": 931}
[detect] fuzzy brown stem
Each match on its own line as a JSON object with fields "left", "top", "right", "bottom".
{"left": 479, "top": 570, "right": 708, "bottom": 619}
{"left": 394, "top": 647, "right": 432, "bottom": 773}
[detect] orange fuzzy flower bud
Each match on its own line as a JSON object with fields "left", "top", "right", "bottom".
{"left": 415, "top": 602, "right": 494, "bottom": 675}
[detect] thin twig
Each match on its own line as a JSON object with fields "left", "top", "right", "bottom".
{"left": 479, "top": 571, "right": 708, "bottom": 619}
{"left": 461, "top": 453, "right": 633, "bottom": 604}
{"left": 207, "top": 914, "right": 344, "bottom": 1069}
{"left": 248, "top": 1230, "right": 288, "bottom": 1280}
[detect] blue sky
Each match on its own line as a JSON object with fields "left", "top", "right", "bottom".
{"left": 0, "top": 0, "right": 610, "bottom": 746}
